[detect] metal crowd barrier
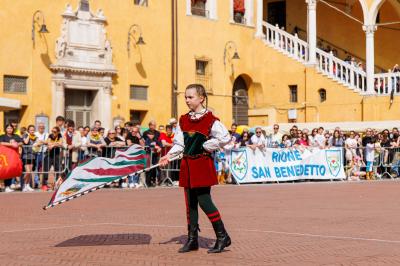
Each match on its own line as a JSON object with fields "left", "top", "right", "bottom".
{"left": 15, "top": 144, "right": 400, "bottom": 188}
{"left": 17, "top": 144, "right": 182, "bottom": 188}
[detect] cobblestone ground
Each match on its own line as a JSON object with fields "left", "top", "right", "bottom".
{"left": 1, "top": 180, "right": 400, "bottom": 265}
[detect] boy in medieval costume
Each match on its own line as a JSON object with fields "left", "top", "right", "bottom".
{"left": 159, "top": 84, "right": 232, "bottom": 253}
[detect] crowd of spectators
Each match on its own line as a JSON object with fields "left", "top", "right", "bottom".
{"left": 0, "top": 116, "right": 178, "bottom": 193}
{"left": 2, "top": 117, "right": 400, "bottom": 193}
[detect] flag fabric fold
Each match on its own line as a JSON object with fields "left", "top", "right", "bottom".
{"left": 44, "top": 144, "right": 146, "bottom": 210}
{"left": 0, "top": 146, "right": 22, "bottom": 180}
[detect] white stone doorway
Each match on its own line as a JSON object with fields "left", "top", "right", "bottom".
{"left": 65, "top": 89, "right": 95, "bottom": 128}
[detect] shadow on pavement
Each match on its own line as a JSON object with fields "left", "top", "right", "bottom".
{"left": 160, "top": 235, "right": 215, "bottom": 249}
{"left": 55, "top": 233, "right": 151, "bottom": 247}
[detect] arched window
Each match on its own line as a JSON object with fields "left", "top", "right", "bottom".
{"left": 319, "top": 89, "right": 327, "bottom": 102}
{"left": 232, "top": 76, "right": 249, "bottom": 125}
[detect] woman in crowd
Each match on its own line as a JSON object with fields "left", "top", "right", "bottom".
{"left": 159, "top": 84, "right": 231, "bottom": 254}
{"left": 115, "top": 125, "right": 125, "bottom": 141}
{"left": 238, "top": 131, "right": 251, "bottom": 147}
{"left": 87, "top": 127, "right": 106, "bottom": 157}
{"left": 345, "top": 131, "right": 358, "bottom": 162}
{"left": 43, "top": 126, "right": 64, "bottom": 189}
{"left": 329, "top": 129, "right": 344, "bottom": 148}
{"left": 21, "top": 125, "right": 36, "bottom": 192}
{"left": 0, "top": 124, "right": 23, "bottom": 192}
{"left": 103, "top": 129, "right": 125, "bottom": 158}
{"left": 297, "top": 132, "right": 309, "bottom": 147}
{"left": 309, "top": 128, "right": 318, "bottom": 147}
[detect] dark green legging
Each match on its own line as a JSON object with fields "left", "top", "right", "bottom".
{"left": 184, "top": 187, "right": 222, "bottom": 227}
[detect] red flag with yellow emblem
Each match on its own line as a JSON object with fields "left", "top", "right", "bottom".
{"left": 0, "top": 145, "right": 22, "bottom": 179}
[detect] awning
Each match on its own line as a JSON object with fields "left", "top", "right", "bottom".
{"left": 0, "top": 97, "right": 21, "bottom": 111}
{"left": 261, "top": 120, "right": 400, "bottom": 134}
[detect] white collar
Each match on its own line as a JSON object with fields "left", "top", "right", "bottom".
{"left": 188, "top": 108, "right": 208, "bottom": 119}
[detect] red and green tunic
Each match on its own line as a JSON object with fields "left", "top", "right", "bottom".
{"left": 178, "top": 112, "right": 219, "bottom": 188}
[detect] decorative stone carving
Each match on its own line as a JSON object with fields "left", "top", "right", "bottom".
{"left": 362, "top": 24, "right": 377, "bottom": 35}
{"left": 103, "top": 85, "right": 112, "bottom": 95}
{"left": 50, "top": 1, "right": 116, "bottom": 75}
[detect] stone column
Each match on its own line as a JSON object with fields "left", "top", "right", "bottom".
{"left": 53, "top": 81, "right": 65, "bottom": 123}
{"left": 101, "top": 85, "right": 112, "bottom": 130}
{"left": 363, "top": 24, "right": 377, "bottom": 94}
{"left": 306, "top": 0, "right": 317, "bottom": 66}
{"left": 255, "top": 0, "right": 263, "bottom": 38}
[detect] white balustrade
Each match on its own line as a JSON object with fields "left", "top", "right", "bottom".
{"left": 260, "top": 21, "right": 398, "bottom": 97}
{"left": 262, "top": 22, "right": 308, "bottom": 63}
{"left": 374, "top": 72, "right": 400, "bottom": 95}
{"left": 316, "top": 48, "right": 367, "bottom": 92}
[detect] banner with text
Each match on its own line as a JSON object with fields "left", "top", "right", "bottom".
{"left": 230, "top": 147, "right": 345, "bottom": 183}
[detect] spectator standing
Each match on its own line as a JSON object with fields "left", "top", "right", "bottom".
{"left": 34, "top": 123, "right": 49, "bottom": 189}
{"left": 87, "top": 127, "right": 106, "bottom": 157}
{"left": 115, "top": 126, "right": 124, "bottom": 141}
{"left": 125, "top": 126, "right": 144, "bottom": 189}
{"left": 229, "top": 123, "right": 241, "bottom": 144}
{"left": 144, "top": 131, "right": 162, "bottom": 187}
{"left": 329, "top": 130, "right": 344, "bottom": 148}
{"left": 169, "top": 118, "right": 178, "bottom": 134}
{"left": 345, "top": 131, "right": 358, "bottom": 162}
{"left": 238, "top": 131, "right": 251, "bottom": 147}
{"left": 314, "top": 127, "right": 326, "bottom": 149}
{"left": 103, "top": 129, "right": 125, "bottom": 158}
{"left": 365, "top": 137, "right": 376, "bottom": 180}
{"left": 249, "top": 127, "right": 266, "bottom": 151}
{"left": 0, "top": 124, "right": 23, "bottom": 192}
{"left": 21, "top": 125, "right": 37, "bottom": 192}
{"left": 270, "top": 124, "right": 282, "bottom": 148}
{"left": 55, "top": 116, "right": 66, "bottom": 135}
{"left": 143, "top": 120, "right": 161, "bottom": 142}
{"left": 63, "top": 120, "right": 82, "bottom": 171}
{"left": 43, "top": 126, "right": 64, "bottom": 190}
{"left": 160, "top": 125, "right": 175, "bottom": 155}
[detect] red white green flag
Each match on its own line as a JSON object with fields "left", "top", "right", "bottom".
{"left": 44, "top": 144, "right": 146, "bottom": 210}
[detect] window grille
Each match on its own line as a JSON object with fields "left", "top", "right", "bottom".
{"left": 4, "top": 75, "right": 27, "bottom": 93}
{"left": 195, "top": 59, "right": 212, "bottom": 92}
{"left": 289, "top": 85, "right": 298, "bottom": 103}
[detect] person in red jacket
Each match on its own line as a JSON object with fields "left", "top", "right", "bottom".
{"left": 160, "top": 84, "right": 231, "bottom": 253}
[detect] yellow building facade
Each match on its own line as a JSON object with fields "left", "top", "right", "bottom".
{"left": 0, "top": 0, "right": 399, "bottom": 132}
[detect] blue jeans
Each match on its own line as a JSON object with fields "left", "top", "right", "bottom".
{"left": 34, "top": 152, "right": 45, "bottom": 186}
{"left": 128, "top": 174, "right": 139, "bottom": 184}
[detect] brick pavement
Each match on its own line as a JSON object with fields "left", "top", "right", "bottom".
{"left": 1, "top": 181, "right": 400, "bottom": 265}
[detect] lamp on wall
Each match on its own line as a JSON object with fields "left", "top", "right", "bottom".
{"left": 127, "top": 24, "right": 146, "bottom": 57}
{"left": 223, "top": 41, "right": 240, "bottom": 66}
{"left": 32, "top": 10, "right": 49, "bottom": 46}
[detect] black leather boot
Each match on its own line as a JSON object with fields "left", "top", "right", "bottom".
{"left": 178, "top": 224, "right": 199, "bottom": 253}
{"left": 207, "top": 220, "right": 231, "bottom": 253}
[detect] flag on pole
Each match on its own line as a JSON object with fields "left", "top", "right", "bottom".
{"left": 0, "top": 146, "right": 22, "bottom": 180}
{"left": 44, "top": 144, "right": 146, "bottom": 210}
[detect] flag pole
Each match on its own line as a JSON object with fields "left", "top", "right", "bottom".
{"left": 43, "top": 154, "right": 183, "bottom": 210}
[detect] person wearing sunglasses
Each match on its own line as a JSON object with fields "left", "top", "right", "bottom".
{"left": 270, "top": 124, "right": 282, "bottom": 148}
{"left": 249, "top": 127, "right": 266, "bottom": 151}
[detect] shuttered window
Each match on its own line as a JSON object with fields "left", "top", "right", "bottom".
{"left": 130, "top": 85, "right": 148, "bottom": 100}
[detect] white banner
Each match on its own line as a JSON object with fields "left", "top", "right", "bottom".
{"left": 230, "top": 147, "right": 345, "bottom": 183}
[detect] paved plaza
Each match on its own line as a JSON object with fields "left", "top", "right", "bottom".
{"left": 1, "top": 181, "right": 400, "bottom": 265}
